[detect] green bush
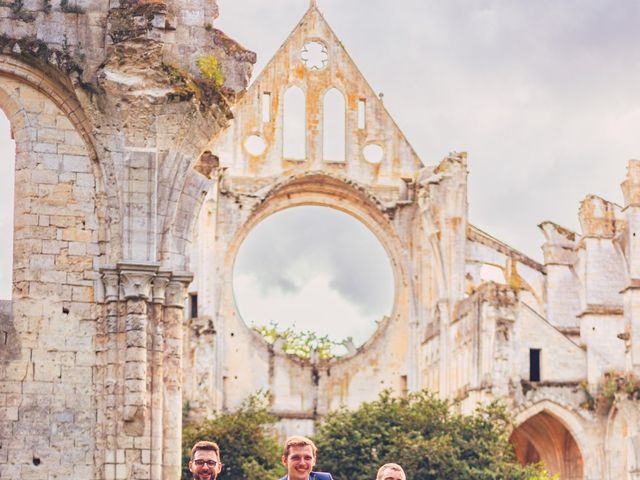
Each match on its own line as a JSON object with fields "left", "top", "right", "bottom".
{"left": 182, "top": 389, "right": 556, "bottom": 480}
{"left": 196, "top": 54, "right": 224, "bottom": 88}
{"left": 182, "top": 392, "right": 284, "bottom": 480}
{"left": 313, "top": 390, "right": 555, "bottom": 480}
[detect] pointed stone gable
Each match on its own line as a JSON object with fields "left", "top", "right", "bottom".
{"left": 212, "top": 3, "right": 424, "bottom": 185}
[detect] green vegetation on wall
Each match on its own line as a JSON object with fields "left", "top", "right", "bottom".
{"left": 254, "top": 322, "right": 343, "bottom": 359}
{"left": 197, "top": 54, "right": 224, "bottom": 88}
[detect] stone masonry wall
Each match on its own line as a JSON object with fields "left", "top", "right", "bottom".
{"left": 0, "top": 76, "right": 102, "bottom": 478}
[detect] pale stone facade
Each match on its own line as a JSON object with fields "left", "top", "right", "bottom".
{"left": 0, "top": 2, "right": 639, "bottom": 479}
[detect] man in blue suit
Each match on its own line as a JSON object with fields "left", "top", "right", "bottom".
{"left": 279, "top": 435, "right": 333, "bottom": 480}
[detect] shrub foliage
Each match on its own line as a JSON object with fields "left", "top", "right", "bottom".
{"left": 181, "top": 393, "right": 284, "bottom": 480}
{"left": 313, "top": 390, "right": 555, "bottom": 480}
{"left": 181, "top": 389, "right": 556, "bottom": 480}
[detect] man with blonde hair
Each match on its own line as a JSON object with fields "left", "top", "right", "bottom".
{"left": 279, "top": 435, "right": 333, "bottom": 480}
{"left": 376, "top": 463, "right": 406, "bottom": 480}
{"left": 188, "top": 440, "right": 223, "bottom": 480}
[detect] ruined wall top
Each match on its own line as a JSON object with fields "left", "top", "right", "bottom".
{"left": 211, "top": 3, "right": 423, "bottom": 188}
{"left": 0, "top": 0, "right": 255, "bottom": 95}
{"left": 622, "top": 159, "right": 640, "bottom": 208}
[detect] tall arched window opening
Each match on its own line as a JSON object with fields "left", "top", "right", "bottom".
{"left": 283, "top": 86, "right": 306, "bottom": 160}
{"left": 322, "top": 88, "right": 345, "bottom": 162}
{"left": 0, "top": 109, "right": 15, "bottom": 300}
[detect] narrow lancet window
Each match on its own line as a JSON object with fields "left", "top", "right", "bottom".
{"left": 357, "top": 99, "right": 366, "bottom": 129}
{"left": 283, "top": 86, "right": 306, "bottom": 160}
{"left": 189, "top": 293, "right": 198, "bottom": 319}
{"left": 529, "top": 348, "right": 541, "bottom": 382}
{"left": 322, "top": 88, "right": 346, "bottom": 161}
{"left": 262, "top": 92, "right": 271, "bottom": 123}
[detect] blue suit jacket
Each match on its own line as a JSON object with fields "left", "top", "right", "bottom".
{"left": 279, "top": 472, "right": 333, "bottom": 480}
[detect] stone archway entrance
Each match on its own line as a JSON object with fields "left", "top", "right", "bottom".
{"left": 511, "top": 411, "right": 584, "bottom": 479}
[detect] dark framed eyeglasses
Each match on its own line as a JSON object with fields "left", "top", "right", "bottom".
{"left": 193, "top": 460, "right": 219, "bottom": 467}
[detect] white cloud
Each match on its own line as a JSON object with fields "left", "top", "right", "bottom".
{"left": 232, "top": 206, "right": 395, "bottom": 346}
{"left": 234, "top": 270, "right": 382, "bottom": 347}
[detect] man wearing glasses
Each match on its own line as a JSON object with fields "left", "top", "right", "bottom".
{"left": 188, "top": 441, "right": 223, "bottom": 480}
{"left": 280, "top": 436, "right": 333, "bottom": 480}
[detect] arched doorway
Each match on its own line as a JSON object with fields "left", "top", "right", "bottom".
{"left": 511, "top": 410, "right": 584, "bottom": 479}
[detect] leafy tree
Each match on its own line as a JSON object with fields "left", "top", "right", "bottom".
{"left": 182, "top": 392, "right": 284, "bottom": 480}
{"left": 313, "top": 390, "right": 556, "bottom": 480}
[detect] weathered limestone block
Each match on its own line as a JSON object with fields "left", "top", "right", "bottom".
{"left": 576, "top": 196, "right": 625, "bottom": 312}
{"left": 579, "top": 195, "right": 623, "bottom": 239}
{"left": 539, "top": 221, "right": 581, "bottom": 330}
{"left": 0, "top": 77, "right": 100, "bottom": 479}
{"left": 540, "top": 221, "right": 578, "bottom": 266}
{"left": 622, "top": 159, "right": 640, "bottom": 207}
{"left": 620, "top": 161, "right": 640, "bottom": 373}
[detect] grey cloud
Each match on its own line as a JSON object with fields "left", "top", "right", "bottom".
{"left": 234, "top": 206, "right": 394, "bottom": 316}
{"left": 221, "top": 0, "right": 638, "bottom": 267}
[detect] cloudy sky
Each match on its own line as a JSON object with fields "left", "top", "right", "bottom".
{"left": 218, "top": 0, "right": 639, "bottom": 344}
{"left": 1, "top": 0, "right": 639, "bottom": 345}
{"left": 233, "top": 206, "right": 394, "bottom": 346}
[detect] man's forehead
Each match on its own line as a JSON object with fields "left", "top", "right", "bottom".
{"left": 193, "top": 449, "right": 219, "bottom": 461}
{"left": 288, "top": 445, "right": 315, "bottom": 457}
{"left": 380, "top": 468, "right": 404, "bottom": 480}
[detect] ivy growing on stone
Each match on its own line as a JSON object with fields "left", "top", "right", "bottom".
{"left": 580, "top": 372, "right": 640, "bottom": 413}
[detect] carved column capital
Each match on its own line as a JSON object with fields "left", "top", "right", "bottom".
{"left": 153, "top": 271, "right": 172, "bottom": 304}
{"left": 165, "top": 273, "right": 193, "bottom": 308}
{"left": 118, "top": 262, "right": 159, "bottom": 300}
{"left": 101, "top": 267, "right": 120, "bottom": 303}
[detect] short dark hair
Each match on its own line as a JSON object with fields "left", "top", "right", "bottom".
{"left": 191, "top": 441, "right": 221, "bottom": 461}
{"left": 282, "top": 436, "right": 317, "bottom": 458}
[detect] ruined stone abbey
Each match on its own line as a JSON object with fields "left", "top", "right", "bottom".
{"left": 0, "top": 1, "right": 639, "bottom": 478}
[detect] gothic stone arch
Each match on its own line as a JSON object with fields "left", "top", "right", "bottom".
{"left": 181, "top": 4, "right": 458, "bottom": 430}
{"left": 0, "top": 55, "right": 108, "bottom": 479}
{"left": 512, "top": 401, "right": 592, "bottom": 480}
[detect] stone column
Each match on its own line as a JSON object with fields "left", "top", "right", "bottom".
{"left": 101, "top": 268, "right": 121, "bottom": 480}
{"left": 101, "top": 265, "right": 192, "bottom": 480}
{"left": 120, "top": 264, "right": 157, "bottom": 439}
{"left": 151, "top": 272, "right": 170, "bottom": 479}
{"left": 163, "top": 273, "right": 192, "bottom": 480}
